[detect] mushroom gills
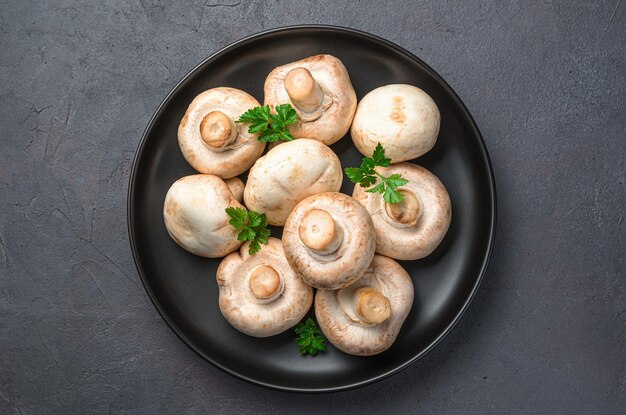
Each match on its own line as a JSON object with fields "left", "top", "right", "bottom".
{"left": 337, "top": 276, "right": 391, "bottom": 326}
{"left": 382, "top": 189, "right": 422, "bottom": 227}
{"left": 199, "top": 110, "right": 237, "bottom": 150}
{"left": 284, "top": 67, "right": 333, "bottom": 121}
{"left": 246, "top": 264, "right": 284, "bottom": 305}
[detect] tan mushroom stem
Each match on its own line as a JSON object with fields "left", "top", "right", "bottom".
{"left": 338, "top": 285, "right": 392, "bottom": 325}
{"left": 248, "top": 265, "right": 283, "bottom": 302}
{"left": 199, "top": 110, "right": 237, "bottom": 148}
{"left": 356, "top": 288, "right": 392, "bottom": 324}
{"left": 384, "top": 189, "right": 422, "bottom": 226}
{"left": 298, "top": 209, "right": 344, "bottom": 255}
{"left": 284, "top": 68, "right": 325, "bottom": 113}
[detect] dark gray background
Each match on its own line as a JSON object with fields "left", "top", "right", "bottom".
{"left": 1, "top": 0, "right": 624, "bottom": 413}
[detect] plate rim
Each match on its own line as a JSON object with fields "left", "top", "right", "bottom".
{"left": 127, "top": 24, "right": 497, "bottom": 393}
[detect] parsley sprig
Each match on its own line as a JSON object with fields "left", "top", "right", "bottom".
{"left": 294, "top": 318, "right": 326, "bottom": 356}
{"left": 345, "top": 143, "right": 409, "bottom": 204}
{"left": 225, "top": 207, "right": 271, "bottom": 255}
{"left": 236, "top": 104, "right": 299, "bottom": 143}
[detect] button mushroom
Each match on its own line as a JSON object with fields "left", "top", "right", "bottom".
{"left": 264, "top": 54, "right": 357, "bottom": 145}
{"left": 216, "top": 237, "right": 314, "bottom": 337}
{"left": 282, "top": 192, "right": 376, "bottom": 290}
{"left": 224, "top": 177, "right": 244, "bottom": 202}
{"left": 351, "top": 84, "right": 440, "bottom": 163}
{"left": 163, "top": 174, "right": 244, "bottom": 258}
{"left": 243, "top": 138, "right": 343, "bottom": 226}
{"left": 178, "top": 87, "right": 266, "bottom": 178}
{"left": 353, "top": 162, "right": 451, "bottom": 260}
{"left": 315, "top": 255, "right": 414, "bottom": 356}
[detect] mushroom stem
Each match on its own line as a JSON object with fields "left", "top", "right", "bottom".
{"left": 384, "top": 189, "right": 422, "bottom": 226}
{"left": 248, "top": 265, "right": 283, "bottom": 302}
{"left": 298, "top": 209, "right": 344, "bottom": 255}
{"left": 284, "top": 68, "right": 324, "bottom": 113}
{"left": 356, "top": 288, "right": 391, "bottom": 324}
{"left": 199, "top": 110, "right": 237, "bottom": 148}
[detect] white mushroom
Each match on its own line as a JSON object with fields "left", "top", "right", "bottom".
{"left": 163, "top": 174, "right": 243, "bottom": 258}
{"left": 282, "top": 192, "right": 376, "bottom": 290}
{"left": 216, "top": 238, "right": 314, "bottom": 337}
{"left": 353, "top": 162, "right": 451, "bottom": 260}
{"left": 351, "top": 84, "right": 440, "bottom": 162}
{"left": 315, "top": 255, "right": 414, "bottom": 356}
{"left": 178, "top": 87, "right": 266, "bottom": 178}
{"left": 224, "top": 177, "right": 244, "bottom": 202}
{"left": 243, "top": 139, "right": 343, "bottom": 226}
{"left": 264, "top": 54, "right": 357, "bottom": 145}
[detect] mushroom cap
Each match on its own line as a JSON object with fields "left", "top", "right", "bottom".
{"left": 264, "top": 54, "right": 357, "bottom": 145}
{"left": 178, "top": 87, "right": 266, "bottom": 178}
{"left": 315, "top": 255, "right": 414, "bottom": 356}
{"left": 216, "top": 237, "right": 314, "bottom": 337}
{"left": 351, "top": 84, "right": 440, "bottom": 163}
{"left": 224, "top": 177, "right": 244, "bottom": 202}
{"left": 243, "top": 139, "right": 343, "bottom": 226}
{"left": 282, "top": 192, "right": 376, "bottom": 290}
{"left": 353, "top": 162, "right": 451, "bottom": 260}
{"left": 163, "top": 174, "right": 243, "bottom": 258}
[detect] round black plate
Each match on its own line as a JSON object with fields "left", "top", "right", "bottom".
{"left": 128, "top": 25, "right": 496, "bottom": 393}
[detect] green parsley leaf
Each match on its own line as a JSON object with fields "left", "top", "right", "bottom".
{"left": 248, "top": 240, "right": 261, "bottom": 255}
{"left": 386, "top": 173, "right": 409, "bottom": 188}
{"left": 384, "top": 186, "right": 405, "bottom": 204}
{"left": 360, "top": 157, "right": 376, "bottom": 173}
{"left": 225, "top": 207, "right": 271, "bottom": 255}
{"left": 344, "top": 167, "right": 365, "bottom": 183}
{"left": 237, "top": 227, "right": 256, "bottom": 242}
{"left": 236, "top": 103, "right": 299, "bottom": 143}
{"left": 258, "top": 130, "right": 282, "bottom": 143}
{"left": 365, "top": 182, "right": 385, "bottom": 194}
{"left": 293, "top": 318, "right": 326, "bottom": 356}
{"left": 256, "top": 227, "right": 270, "bottom": 245}
{"left": 237, "top": 105, "right": 271, "bottom": 134}
{"left": 275, "top": 103, "right": 299, "bottom": 125}
{"left": 279, "top": 131, "right": 294, "bottom": 142}
{"left": 225, "top": 206, "right": 247, "bottom": 228}
{"left": 371, "top": 142, "right": 391, "bottom": 167}
{"left": 247, "top": 210, "right": 263, "bottom": 228}
{"left": 343, "top": 142, "right": 409, "bottom": 204}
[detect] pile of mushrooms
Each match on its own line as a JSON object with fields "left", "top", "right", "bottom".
{"left": 161, "top": 54, "right": 451, "bottom": 356}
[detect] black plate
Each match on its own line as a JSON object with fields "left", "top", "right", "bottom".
{"left": 128, "top": 25, "right": 496, "bottom": 393}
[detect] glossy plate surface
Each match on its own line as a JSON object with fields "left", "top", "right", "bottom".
{"left": 128, "top": 25, "right": 496, "bottom": 392}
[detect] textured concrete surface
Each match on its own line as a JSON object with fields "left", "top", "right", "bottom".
{"left": 0, "top": 0, "right": 624, "bottom": 413}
